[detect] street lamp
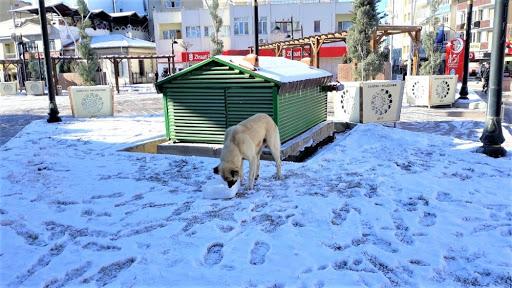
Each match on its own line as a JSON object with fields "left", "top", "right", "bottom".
{"left": 478, "top": 0, "right": 508, "bottom": 158}
{"left": 170, "top": 36, "right": 178, "bottom": 74}
{"left": 38, "top": 0, "right": 61, "bottom": 123}
{"left": 459, "top": 0, "right": 474, "bottom": 99}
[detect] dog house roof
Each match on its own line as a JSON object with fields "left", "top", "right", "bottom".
{"left": 156, "top": 55, "right": 332, "bottom": 89}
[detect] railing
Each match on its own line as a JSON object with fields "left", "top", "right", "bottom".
{"left": 4, "top": 53, "right": 17, "bottom": 59}
{"left": 131, "top": 72, "right": 155, "bottom": 84}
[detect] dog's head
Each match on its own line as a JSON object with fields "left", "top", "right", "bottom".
{"left": 213, "top": 164, "right": 239, "bottom": 188}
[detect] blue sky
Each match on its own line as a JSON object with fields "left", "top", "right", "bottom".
{"left": 378, "top": 0, "right": 388, "bottom": 13}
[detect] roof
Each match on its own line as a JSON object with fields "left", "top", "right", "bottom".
{"left": 0, "top": 19, "right": 58, "bottom": 40}
{"left": 216, "top": 55, "right": 332, "bottom": 83}
{"left": 90, "top": 34, "right": 155, "bottom": 49}
{"left": 10, "top": 1, "right": 79, "bottom": 17}
{"left": 157, "top": 56, "right": 332, "bottom": 88}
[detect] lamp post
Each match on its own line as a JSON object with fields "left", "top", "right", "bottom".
{"left": 170, "top": 36, "right": 178, "bottom": 74}
{"left": 38, "top": 0, "right": 61, "bottom": 123}
{"left": 478, "top": 0, "right": 508, "bottom": 158}
{"left": 253, "top": 0, "right": 259, "bottom": 56}
{"left": 459, "top": 0, "right": 473, "bottom": 99}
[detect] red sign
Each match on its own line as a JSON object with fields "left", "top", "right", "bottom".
{"left": 506, "top": 41, "right": 512, "bottom": 55}
{"left": 445, "top": 38, "right": 465, "bottom": 81}
{"left": 182, "top": 51, "right": 210, "bottom": 62}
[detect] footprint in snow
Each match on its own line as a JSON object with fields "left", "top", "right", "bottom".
{"left": 418, "top": 211, "right": 437, "bottom": 227}
{"left": 204, "top": 243, "right": 224, "bottom": 266}
{"left": 250, "top": 241, "right": 270, "bottom": 265}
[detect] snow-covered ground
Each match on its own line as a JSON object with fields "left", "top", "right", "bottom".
{"left": 1, "top": 116, "right": 511, "bottom": 287}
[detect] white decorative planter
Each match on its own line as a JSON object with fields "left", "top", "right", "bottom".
{"left": 329, "top": 80, "right": 404, "bottom": 123}
{"left": 25, "top": 81, "right": 45, "bottom": 96}
{"left": 0, "top": 82, "right": 18, "bottom": 96}
{"left": 68, "top": 85, "right": 113, "bottom": 118}
{"left": 405, "top": 75, "right": 457, "bottom": 107}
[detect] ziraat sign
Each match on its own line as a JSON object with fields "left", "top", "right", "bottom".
{"left": 445, "top": 38, "right": 465, "bottom": 81}
{"left": 183, "top": 51, "right": 210, "bottom": 62}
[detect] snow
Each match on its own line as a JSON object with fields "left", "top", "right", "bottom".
{"left": 203, "top": 177, "right": 240, "bottom": 200}
{"left": 91, "top": 34, "right": 156, "bottom": 49}
{"left": 1, "top": 115, "right": 511, "bottom": 287}
{"left": 216, "top": 55, "right": 333, "bottom": 83}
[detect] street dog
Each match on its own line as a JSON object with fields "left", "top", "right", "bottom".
{"left": 213, "top": 113, "right": 282, "bottom": 190}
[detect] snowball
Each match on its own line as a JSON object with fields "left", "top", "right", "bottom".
{"left": 203, "top": 177, "right": 240, "bottom": 199}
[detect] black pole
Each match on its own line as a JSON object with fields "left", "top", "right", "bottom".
{"left": 291, "top": 16, "right": 294, "bottom": 39}
{"left": 253, "top": 0, "right": 259, "bottom": 56}
{"left": 171, "top": 37, "right": 176, "bottom": 74}
{"left": 38, "top": 0, "right": 61, "bottom": 123}
{"left": 459, "top": 0, "right": 473, "bottom": 99}
{"left": 478, "top": 0, "right": 508, "bottom": 158}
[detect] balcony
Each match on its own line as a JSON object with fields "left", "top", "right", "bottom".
{"left": 4, "top": 53, "right": 17, "bottom": 59}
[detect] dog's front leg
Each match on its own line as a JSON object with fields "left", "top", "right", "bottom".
{"left": 248, "top": 157, "right": 257, "bottom": 190}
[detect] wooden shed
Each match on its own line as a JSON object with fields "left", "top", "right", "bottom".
{"left": 155, "top": 55, "right": 332, "bottom": 144}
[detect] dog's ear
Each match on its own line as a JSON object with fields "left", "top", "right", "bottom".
{"left": 213, "top": 166, "right": 219, "bottom": 175}
{"left": 230, "top": 170, "right": 239, "bottom": 178}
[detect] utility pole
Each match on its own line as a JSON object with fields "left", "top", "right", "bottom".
{"left": 459, "top": 0, "right": 473, "bottom": 99}
{"left": 253, "top": 0, "right": 259, "bottom": 56}
{"left": 478, "top": 0, "right": 508, "bottom": 158}
{"left": 38, "top": 0, "right": 61, "bottom": 123}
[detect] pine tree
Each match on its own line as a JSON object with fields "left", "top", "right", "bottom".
{"left": 206, "top": 0, "right": 224, "bottom": 56}
{"left": 347, "top": 0, "right": 385, "bottom": 81}
{"left": 75, "top": 0, "right": 99, "bottom": 86}
{"left": 419, "top": 0, "right": 443, "bottom": 76}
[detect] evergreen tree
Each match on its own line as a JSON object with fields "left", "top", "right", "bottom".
{"left": 75, "top": 0, "right": 99, "bottom": 85}
{"left": 347, "top": 0, "right": 385, "bottom": 81}
{"left": 27, "top": 54, "right": 42, "bottom": 81}
{"left": 419, "top": 0, "right": 443, "bottom": 75}
{"left": 206, "top": 0, "right": 224, "bottom": 56}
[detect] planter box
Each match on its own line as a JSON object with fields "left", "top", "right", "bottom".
{"left": 25, "top": 81, "right": 45, "bottom": 96}
{"left": 68, "top": 85, "right": 113, "bottom": 118}
{"left": 0, "top": 82, "right": 18, "bottom": 96}
{"left": 405, "top": 75, "right": 457, "bottom": 107}
{"left": 58, "top": 73, "right": 107, "bottom": 90}
{"left": 337, "top": 63, "right": 392, "bottom": 82}
{"left": 329, "top": 80, "right": 404, "bottom": 123}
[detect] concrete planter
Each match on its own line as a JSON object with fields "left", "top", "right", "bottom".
{"left": 329, "top": 80, "right": 404, "bottom": 123}
{"left": 68, "top": 85, "right": 113, "bottom": 118}
{"left": 0, "top": 82, "right": 18, "bottom": 96}
{"left": 25, "top": 81, "right": 45, "bottom": 96}
{"left": 405, "top": 75, "right": 457, "bottom": 107}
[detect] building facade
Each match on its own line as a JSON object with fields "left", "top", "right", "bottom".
{"left": 151, "top": 0, "right": 353, "bottom": 76}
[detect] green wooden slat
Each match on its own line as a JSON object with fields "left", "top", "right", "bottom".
{"left": 171, "top": 79, "right": 267, "bottom": 84}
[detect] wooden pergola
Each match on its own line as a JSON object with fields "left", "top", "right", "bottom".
{"left": 51, "top": 54, "right": 175, "bottom": 93}
{"left": 259, "top": 25, "right": 422, "bottom": 75}
{"left": 374, "top": 25, "right": 422, "bottom": 76}
{"left": 260, "top": 32, "right": 348, "bottom": 68}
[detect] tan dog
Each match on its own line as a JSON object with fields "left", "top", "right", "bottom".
{"left": 213, "top": 113, "right": 282, "bottom": 190}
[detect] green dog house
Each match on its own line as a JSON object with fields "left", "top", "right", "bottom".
{"left": 155, "top": 55, "right": 332, "bottom": 144}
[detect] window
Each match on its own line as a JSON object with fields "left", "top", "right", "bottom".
{"left": 164, "top": 0, "right": 181, "bottom": 8}
{"left": 204, "top": 26, "right": 211, "bottom": 37}
{"left": 337, "top": 21, "right": 352, "bottom": 32}
{"left": 258, "top": 17, "right": 267, "bottom": 35}
{"left": 49, "top": 40, "right": 56, "bottom": 51}
{"left": 219, "top": 25, "right": 230, "bottom": 37}
{"left": 163, "top": 29, "right": 180, "bottom": 40}
{"left": 314, "top": 20, "right": 320, "bottom": 33}
{"left": 185, "top": 26, "right": 201, "bottom": 38}
{"left": 234, "top": 17, "right": 249, "bottom": 35}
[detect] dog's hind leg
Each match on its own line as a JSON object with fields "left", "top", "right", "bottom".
{"left": 267, "top": 130, "right": 282, "bottom": 180}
